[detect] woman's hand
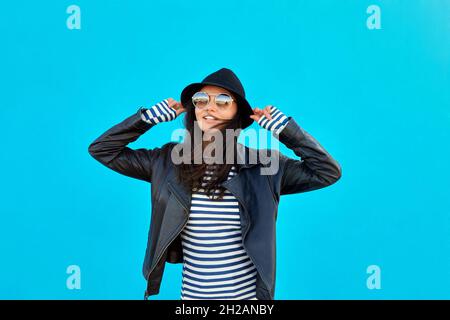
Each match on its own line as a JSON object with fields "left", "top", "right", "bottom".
{"left": 249, "top": 105, "right": 273, "bottom": 122}
{"left": 167, "top": 98, "right": 187, "bottom": 117}
{"left": 141, "top": 98, "right": 186, "bottom": 124}
{"left": 250, "top": 105, "right": 290, "bottom": 135}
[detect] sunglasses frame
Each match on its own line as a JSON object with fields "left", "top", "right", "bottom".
{"left": 192, "top": 91, "right": 235, "bottom": 109}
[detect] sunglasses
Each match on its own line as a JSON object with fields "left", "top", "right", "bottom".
{"left": 192, "top": 91, "right": 234, "bottom": 109}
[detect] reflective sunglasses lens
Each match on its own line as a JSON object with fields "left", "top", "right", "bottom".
{"left": 215, "top": 94, "right": 232, "bottom": 107}
{"left": 192, "top": 92, "right": 209, "bottom": 108}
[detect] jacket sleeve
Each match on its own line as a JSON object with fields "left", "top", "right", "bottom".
{"left": 88, "top": 106, "right": 165, "bottom": 183}
{"left": 276, "top": 117, "right": 342, "bottom": 195}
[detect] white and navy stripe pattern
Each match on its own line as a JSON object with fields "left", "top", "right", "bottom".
{"left": 257, "top": 105, "right": 290, "bottom": 135}
{"left": 180, "top": 165, "right": 258, "bottom": 300}
{"left": 140, "top": 99, "right": 177, "bottom": 124}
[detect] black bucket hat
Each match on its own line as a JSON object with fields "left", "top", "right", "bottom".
{"left": 180, "top": 68, "right": 254, "bottom": 129}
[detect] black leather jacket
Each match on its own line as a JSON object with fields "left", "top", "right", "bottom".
{"left": 88, "top": 106, "right": 342, "bottom": 300}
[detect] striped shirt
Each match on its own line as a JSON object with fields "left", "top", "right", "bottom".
{"left": 180, "top": 165, "right": 259, "bottom": 300}
{"left": 257, "top": 105, "right": 290, "bottom": 135}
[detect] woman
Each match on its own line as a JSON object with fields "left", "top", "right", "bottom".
{"left": 88, "top": 68, "right": 342, "bottom": 300}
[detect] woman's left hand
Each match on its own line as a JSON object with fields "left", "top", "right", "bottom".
{"left": 250, "top": 105, "right": 290, "bottom": 135}
{"left": 249, "top": 105, "right": 273, "bottom": 122}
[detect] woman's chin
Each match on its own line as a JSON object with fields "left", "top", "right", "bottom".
{"left": 200, "top": 123, "right": 221, "bottom": 133}
{"left": 203, "top": 128, "right": 220, "bottom": 135}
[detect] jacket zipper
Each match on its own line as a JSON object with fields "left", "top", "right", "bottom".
{"left": 145, "top": 184, "right": 189, "bottom": 283}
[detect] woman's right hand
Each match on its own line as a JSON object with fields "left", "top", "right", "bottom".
{"left": 141, "top": 98, "right": 187, "bottom": 124}
{"left": 167, "top": 98, "right": 187, "bottom": 117}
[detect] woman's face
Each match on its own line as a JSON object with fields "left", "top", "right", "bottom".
{"left": 194, "top": 85, "right": 238, "bottom": 132}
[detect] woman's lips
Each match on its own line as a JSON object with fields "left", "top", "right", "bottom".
{"left": 203, "top": 116, "right": 220, "bottom": 123}
{"left": 203, "top": 118, "right": 219, "bottom": 122}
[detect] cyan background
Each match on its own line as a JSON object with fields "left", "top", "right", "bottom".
{"left": 0, "top": 0, "right": 449, "bottom": 299}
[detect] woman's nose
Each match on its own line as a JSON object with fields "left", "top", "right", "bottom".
{"left": 205, "top": 100, "right": 217, "bottom": 112}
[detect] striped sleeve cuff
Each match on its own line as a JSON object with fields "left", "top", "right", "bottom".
{"left": 140, "top": 99, "right": 177, "bottom": 125}
{"left": 257, "top": 106, "right": 290, "bottom": 135}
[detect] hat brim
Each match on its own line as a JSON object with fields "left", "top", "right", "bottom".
{"left": 180, "top": 82, "right": 254, "bottom": 129}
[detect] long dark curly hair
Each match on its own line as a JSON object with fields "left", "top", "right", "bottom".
{"left": 174, "top": 94, "right": 246, "bottom": 200}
